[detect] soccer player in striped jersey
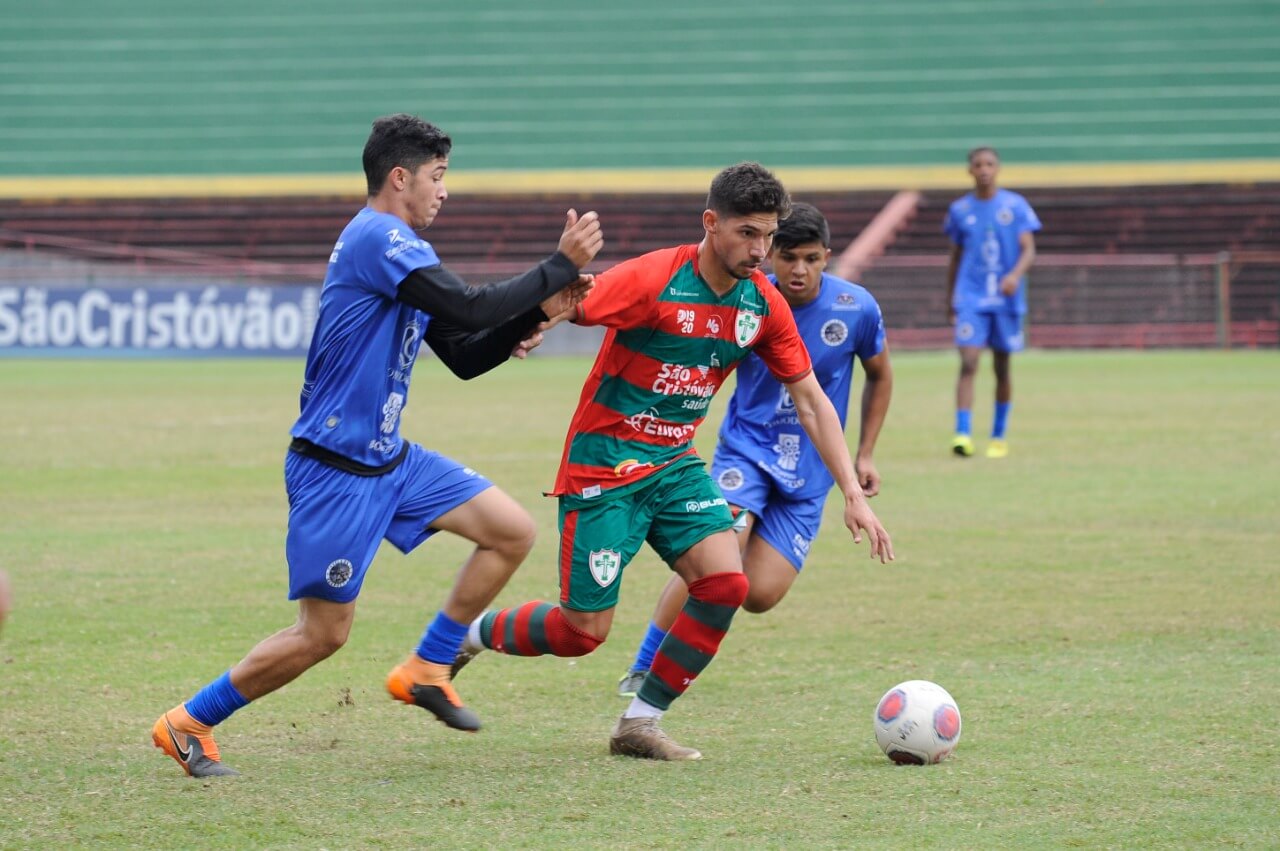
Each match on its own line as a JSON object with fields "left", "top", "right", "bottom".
{"left": 452, "top": 165, "right": 893, "bottom": 761}
{"left": 945, "top": 146, "right": 1040, "bottom": 458}
{"left": 616, "top": 202, "right": 893, "bottom": 698}
{"left": 151, "top": 114, "right": 603, "bottom": 778}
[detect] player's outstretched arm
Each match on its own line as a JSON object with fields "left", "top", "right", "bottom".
{"left": 856, "top": 348, "right": 893, "bottom": 497}
{"left": 396, "top": 210, "right": 603, "bottom": 333}
{"left": 424, "top": 305, "right": 549, "bottom": 380}
{"left": 508, "top": 275, "right": 597, "bottom": 359}
{"left": 788, "top": 372, "right": 894, "bottom": 563}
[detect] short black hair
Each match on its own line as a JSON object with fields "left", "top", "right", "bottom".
{"left": 967, "top": 146, "right": 1000, "bottom": 163}
{"left": 706, "top": 161, "right": 791, "bottom": 220}
{"left": 363, "top": 114, "right": 453, "bottom": 195}
{"left": 773, "top": 202, "right": 830, "bottom": 250}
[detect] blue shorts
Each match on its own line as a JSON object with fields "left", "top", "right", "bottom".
{"left": 954, "top": 310, "right": 1024, "bottom": 352}
{"left": 710, "top": 444, "right": 825, "bottom": 571}
{"left": 283, "top": 444, "right": 492, "bottom": 602}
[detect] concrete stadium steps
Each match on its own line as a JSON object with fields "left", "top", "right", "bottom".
{"left": 0, "top": 192, "right": 892, "bottom": 272}
{"left": 899, "top": 184, "right": 1280, "bottom": 255}
{"left": 1, "top": 184, "right": 1274, "bottom": 274}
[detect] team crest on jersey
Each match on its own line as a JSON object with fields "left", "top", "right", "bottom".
{"left": 997, "top": 207, "right": 1014, "bottom": 225}
{"left": 821, "top": 319, "right": 848, "bottom": 346}
{"left": 958, "top": 322, "right": 975, "bottom": 341}
{"left": 735, "top": 309, "right": 763, "bottom": 347}
{"left": 588, "top": 549, "right": 621, "bottom": 587}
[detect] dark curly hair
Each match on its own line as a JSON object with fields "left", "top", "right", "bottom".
{"left": 773, "top": 202, "right": 830, "bottom": 250}
{"left": 363, "top": 114, "right": 453, "bottom": 195}
{"left": 706, "top": 162, "right": 791, "bottom": 220}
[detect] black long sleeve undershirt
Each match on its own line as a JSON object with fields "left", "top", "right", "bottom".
{"left": 423, "top": 305, "right": 547, "bottom": 380}
{"left": 395, "top": 252, "right": 579, "bottom": 333}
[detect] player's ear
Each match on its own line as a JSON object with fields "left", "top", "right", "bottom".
{"left": 703, "top": 209, "right": 718, "bottom": 234}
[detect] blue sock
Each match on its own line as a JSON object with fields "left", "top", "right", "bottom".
{"left": 416, "top": 611, "right": 470, "bottom": 665}
{"left": 955, "top": 409, "right": 972, "bottom": 436}
{"left": 185, "top": 670, "right": 249, "bottom": 727}
{"left": 993, "top": 402, "right": 1012, "bottom": 438}
{"left": 632, "top": 621, "right": 668, "bottom": 672}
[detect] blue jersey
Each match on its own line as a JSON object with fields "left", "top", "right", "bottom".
{"left": 716, "top": 273, "right": 886, "bottom": 501}
{"left": 943, "top": 189, "right": 1041, "bottom": 315}
{"left": 290, "top": 207, "right": 440, "bottom": 468}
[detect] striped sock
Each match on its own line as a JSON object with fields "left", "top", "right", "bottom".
{"left": 637, "top": 571, "right": 748, "bottom": 711}
{"left": 480, "top": 602, "right": 602, "bottom": 657}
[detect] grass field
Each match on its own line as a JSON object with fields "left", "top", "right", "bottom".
{"left": 1, "top": 350, "right": 1277, "bottom": 848}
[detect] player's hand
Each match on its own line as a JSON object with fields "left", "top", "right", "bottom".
{"left": 558, "top": 209, "right": 604, "bottom": 269}
{"left": 511, "top": 324, "right": 547, "bottom": 359}
{"left": 540, "top": 274, "right": 594, "bottom": 328}
{"left": 999, "top": 274, "right": 1019, "bottom": 296}
{"left": 844, "top": 495, "right": 893, "bottom": 564}
{"left": 856, "top": 457, "right": 881, "bottom": 497}
{"left": 948, "top": 306, "right": 957, "bottom": 325}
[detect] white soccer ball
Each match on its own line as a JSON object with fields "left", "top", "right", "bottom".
{"left": 873, "top": 679, "right": 962, "bottom": 765}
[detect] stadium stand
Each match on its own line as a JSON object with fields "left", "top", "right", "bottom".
{"left": 1, "top": 0, "right": 1276, "bottom": 349}
{"left": 3, "top": 184, "right": 1275, "bottom": 349}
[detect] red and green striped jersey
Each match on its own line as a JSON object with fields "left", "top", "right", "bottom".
{"left": 552, "top": 243, "right": 812, "bottom": 499}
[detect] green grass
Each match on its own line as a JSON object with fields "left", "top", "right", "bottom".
{"left": 1, "top": 350, "right": 1277, "bottom": 848}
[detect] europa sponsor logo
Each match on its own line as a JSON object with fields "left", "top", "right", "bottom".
{"left": 624, "top": 408, "right": 696, "bottom": 441}
{"left": 0, "top": 285, "right": 319, "bottom": 354}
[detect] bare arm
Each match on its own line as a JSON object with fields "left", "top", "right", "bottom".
{"left": 788, "top": 371, "right": 894, "bottom": 562}
{"left": 946, "top": 243, "right": 962, "bottom": 322}
{"left": 854, "top": 347, "right": 893, "bottom": 496}
{"left": 999, "top": 231, "right": 1037, "bottom": 295}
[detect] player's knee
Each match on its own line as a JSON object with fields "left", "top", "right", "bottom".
{"left": 549, "top": 608, "right": 606, "bottom": 656}
{"left": 493, "top": 510, "right": 537, "bottom": 561}
{"left": 743, "top": 589, "right": 781, "bottom": 614}
{"left": 688, "top": 570, "right": 750, "bottom": 609}
{"left": 513, "top": 517, "right": 537, "bottom": 557}
{"left": 305, "top": 630, "right": 347, "bottom": 662}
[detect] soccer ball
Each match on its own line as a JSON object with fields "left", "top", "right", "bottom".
{"left": 873, "top": 680, "right": 962, "bottom": 765}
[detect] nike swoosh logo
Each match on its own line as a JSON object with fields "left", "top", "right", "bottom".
{"left": 166, "top": 719, "right": 192, "bottom": 762}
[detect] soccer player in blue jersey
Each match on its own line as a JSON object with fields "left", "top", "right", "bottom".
{"left": 945, "top": 146, "right": 1040, "bottom": 458}
{"left": 151, "top": 114, "right": 604, "bottom": 778}
{"left": 615, "top": 202, "right": 893, "bottom": 698}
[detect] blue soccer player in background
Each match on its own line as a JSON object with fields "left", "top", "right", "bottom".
{"left": 152, "top": 113, "right": 603, "bottom": 778}
{"left": 945, "top": 146, "right": 1040, "bottom": 458}
{"left": 616, "top": 202, "right": 893, "bottom": 697}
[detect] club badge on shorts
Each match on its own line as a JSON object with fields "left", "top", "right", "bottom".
{"left": 588, "top": 549, "right": 621, "bottom": 587}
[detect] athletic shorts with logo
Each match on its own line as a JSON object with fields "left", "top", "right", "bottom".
{"left": 953, "top": 310, "right": 1024, "bottom": 352}
{"left": 711, "top": 442, "right": 824, "bottom": 571}
{"left": 557, "top": 459, "right": 735, "bottom": 612}
{"left": 283, "top": 443, "right": 492, "bottom": 603}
